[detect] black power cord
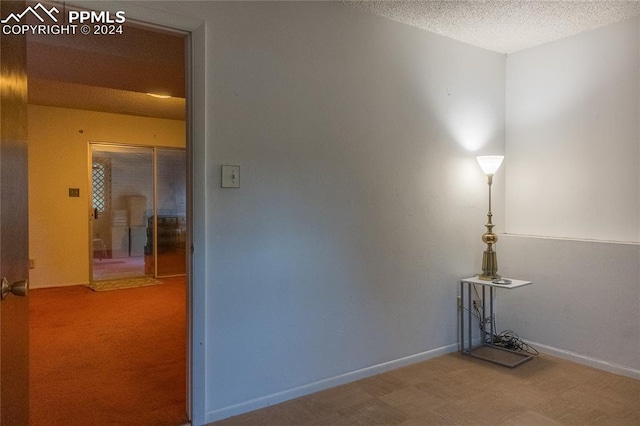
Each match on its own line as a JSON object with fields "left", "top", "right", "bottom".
{"left": 470, "top": 284, "right": 539, "bottom": 356}
{"left": 490, "top": 330, "right": 539, "bottom": 355}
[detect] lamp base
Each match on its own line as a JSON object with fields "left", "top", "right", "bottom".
{"left": 478, "top": 248, "right": 500, "bottom": 281}
{"left": 478, "top": 273, "right": 501, "bottom": 281}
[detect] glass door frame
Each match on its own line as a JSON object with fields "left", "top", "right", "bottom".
{"left": 88, "top": 141, "right": 187, "bottom": 282}
{"left": 154, "top": 146, "right": 188, "bottom": 278}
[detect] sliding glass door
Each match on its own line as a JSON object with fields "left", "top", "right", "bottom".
{"left": 90, "top": 144, "right": 186, "bottom": 281}
{"left": 151, "top": 148, "right": 187, "bottom": 277}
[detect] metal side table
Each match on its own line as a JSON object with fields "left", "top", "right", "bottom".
{"left": 460, "top": 277, "right": 534, "bottom": 368}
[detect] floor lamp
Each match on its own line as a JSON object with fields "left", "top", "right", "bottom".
{"left": 476, "top": 155, "right": 504, "bottom": 280}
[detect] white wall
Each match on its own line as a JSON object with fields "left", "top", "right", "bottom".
{"left": 503, "top": 18, "right": 640, "bottom": 376}
{"left": 204, "top": 3, "right": 506, "bottom": 420}
{"left": 499, "top": 235, "right": 639, "bottom": 374}
{"left": 100, "top": 1, "right": 506, "bottom": 423}
{"left": 505, "top": 17, "right": 640, "bottom": 243}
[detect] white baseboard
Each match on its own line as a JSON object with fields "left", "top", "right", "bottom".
{"left": 205, "top": 339, "right": 639, "bottom": 423}
{"left": 205, "top": 342, "right": 459, "bottom": 423}
{"left": 29, "top": 281, "right": 89, "bottom": 289}
{"left": 529, "top": 340, "right": 640, "bottom": 380}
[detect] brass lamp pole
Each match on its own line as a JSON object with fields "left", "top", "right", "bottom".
{"left": 476, "top": 155, "right": 504, "bottom": 280}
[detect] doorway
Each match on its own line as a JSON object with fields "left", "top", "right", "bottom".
{"left": 90, "top": 144, "right": 187, "bottom": 282}
{"left": 25, "top": 7, "right": 190, "bottom": 424}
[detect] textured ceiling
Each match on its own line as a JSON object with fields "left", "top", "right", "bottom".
{"left": 346, "top": 1, "right": 640, "bottom": 53}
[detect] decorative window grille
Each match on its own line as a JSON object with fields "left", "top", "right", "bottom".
{"left": 92, "top": 159, "right": 111, "bottom": 213}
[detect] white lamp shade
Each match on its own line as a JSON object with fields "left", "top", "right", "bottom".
{"left": 476, "top": 155, "right": 504, "bottom": 175}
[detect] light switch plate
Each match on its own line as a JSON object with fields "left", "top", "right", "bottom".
{"left": 221, "top": 165, "right": 240, "bottom": 188}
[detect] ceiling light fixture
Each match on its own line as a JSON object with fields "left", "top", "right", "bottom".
{"left": 146, "top": 93, "right": 172, "bottom": 99}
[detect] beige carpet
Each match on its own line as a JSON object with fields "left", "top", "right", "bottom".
{"left": 87, "top": 276, "right": 162, "bottom": 291}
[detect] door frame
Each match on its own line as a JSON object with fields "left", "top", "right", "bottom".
{"left": 111, "top": 11, "right": 207, "bottom": 424}
{"left": 41, "top": 0, "right": 206, "bottom": 421}
{"left": 74, "top": 4, "right": 209, "bottom": 422}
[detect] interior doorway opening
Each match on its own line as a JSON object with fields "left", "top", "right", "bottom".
{"left": 26, "top": 5, "right": 191, "bottom": 423}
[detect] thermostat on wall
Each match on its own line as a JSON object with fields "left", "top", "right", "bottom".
{"left": 221, "top": 165, "right": 240, "bottom": 188}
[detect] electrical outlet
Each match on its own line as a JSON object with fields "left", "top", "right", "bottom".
{"left": 457, "top": 296, "right": 462, "bottom": 310}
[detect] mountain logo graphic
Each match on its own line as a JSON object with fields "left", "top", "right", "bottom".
{"left": 1, "top": 3, "right": 59, "bottom": 24}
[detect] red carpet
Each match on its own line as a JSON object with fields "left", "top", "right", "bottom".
{"left": 29, "top": 277, "right": 188, "bottom": 425}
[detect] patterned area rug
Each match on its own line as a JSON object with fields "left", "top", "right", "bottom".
{"left": 87, "top": 277, "right": 162, "bottom": 292}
